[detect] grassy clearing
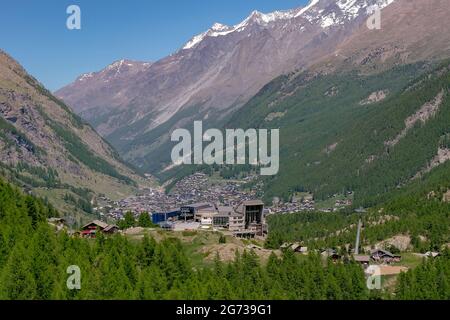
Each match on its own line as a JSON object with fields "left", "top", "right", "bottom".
{"left": 393, "top": 252, "right": 424, "bottom": 269}
{"left": 315, "top": 193, "right": 353, "bottom": 210}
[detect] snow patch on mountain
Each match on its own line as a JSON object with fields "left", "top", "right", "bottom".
{"left": 294, "top": 0, "right": 320, "bottom": 17}
{"left": 320, "top": 13, "right": 337, "bottom": 28}
{"left": 183, "top": 8, "right": 299, "bottom": 50}
{"left": 318, "top": 0, "right": 396, "bottom": 29}
{"left": 77, "top": 72, "right": 94, "bottom": 82}
{"left": 75, "top": 59, "right": 151, "bottom": 83}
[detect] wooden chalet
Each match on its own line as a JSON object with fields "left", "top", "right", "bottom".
{"left": 291, "top": 243, "right": 308, "bottom": 254}
{"left": 370, "top": 249, "right": 401, "bottom": 263}
{"left": 321, "top": 249, "right": 341, "bottom": 261}
{"left": 353, "top": 255, "right": 371, "bottom": 266}
{"left": 81, "top": 220, "right": 119, "bottom": 238}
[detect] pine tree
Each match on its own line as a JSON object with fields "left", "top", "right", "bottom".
{"left": 137, "top": 235, "right": 156, "bottom": 267}
{"left": 29, "top": 223, "right": 59, "bottom": 299}
{"left": 118, "top": 211, "right": 136, "bottom": 229}
{"left": 138, "top": 212, "right": 153, "bottom": 228}
{"left": 0, "top": 243, "right": 37, "bottom": 299}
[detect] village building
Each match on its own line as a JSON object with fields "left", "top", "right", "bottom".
{"left": 291, "top": 243, "right": 308, "bottom": 254}
{"left": 177, "top": 200, "right": 266, "bottom": 237}
{"left": 233, "top": 200, "right": 266, "bottom": 237}
{"left": 80, "top": 220, "right": 119, "bottom": 238}
{"left": 370, "top": 249, "right": 401, "bottom": 263}
{"left": 212, "top": 206, "right": 233, "bottom": 228}
{"left": 118, "top": 196, "right": 267, "bottom": 238}
{"left": 47, "top": 217, "right": 66, "bottom": 231}
{"left": 321, "top": 249, "right": 341, "bottom": 262}
{"left": 184, "top": 203, "right": 216, "bottom": 223}
{"left": 169, "top": 200, "right": 266, "bottom": 237}
{"left": 353, "top": 255, "right": 371, "bottom": 266}
{"left": 103, "top": 224, "right": 119, "bottom": 234}
{"left": 151, "top": 208, "right": 181, "bottom": 224}
{"left": 228, "top": 212, "right": 246, "bottom": 232}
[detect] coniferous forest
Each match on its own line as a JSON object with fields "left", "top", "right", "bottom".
{"left": 0, "top": 177, "right": 448, "bottom": 300}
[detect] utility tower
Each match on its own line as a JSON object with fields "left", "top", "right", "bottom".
{"left": 354, "top": 219, "right": 363, "bottom": 255}
{"left": 354, "top": 207, "right": 366, "bottom": 255}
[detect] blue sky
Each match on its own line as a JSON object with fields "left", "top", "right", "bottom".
{"left": 0, "top": 0, "right": 308, "bottom": 91}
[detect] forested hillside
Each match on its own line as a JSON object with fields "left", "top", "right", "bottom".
{"left": 266, "top": 152, "right": 450, "bottom": 252}
{"left": 1, "top": 176, "right": 448, "bottom": 300}
{"left": 0, "top": 50, "right": 150, "bottom": 222}
{"left": 226, "top": 60, "right": 450, "bottom": 206}
{"left": 396, "top": 252, "right": 450, "bottom": 300}
{"left": 0, "top": 177, "right": 368, "bottom": 300}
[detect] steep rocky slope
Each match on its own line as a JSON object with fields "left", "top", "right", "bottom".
{"left": 0, "top": 50, "right": 149, "bottom": 220}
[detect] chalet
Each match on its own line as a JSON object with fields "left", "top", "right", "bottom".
{"left": 353, "top": 255, "right": 371, "bottom": 266}
{"left": 291, "top": 243, "right": 308, "bottom": 254}
{"left": 370, "top": 249, "right": 401, "bottom": 263}
{"left": 321, "top": 249, "right": 341, "bottom": 261}
{"left": 48, "top": 217, "right": 66, "bottom": 224}
{"left": 47, "top": 217, "right": 66, "bottom": 231}
{"left": 81, "top": 220, "right": 118, "bottom": 238}
{"left": 103, "top": 224, "right": 119, "bottom": 234}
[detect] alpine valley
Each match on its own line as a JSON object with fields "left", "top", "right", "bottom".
{"left": 0, "top": 0, "right": 449, "bottom": 301}
{"left": 56, "top": 0, "right": 450, "bottom": 205}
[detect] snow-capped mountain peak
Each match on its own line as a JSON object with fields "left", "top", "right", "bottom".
{"left": 183, "top": 0, "right": 395, "bottom": 50}
{"left": 182, "top": 0, "right": 397, "bottom": 50}
{"left": 182, "top": 8, "right": 299, "bottom": 50}
{"left": 75, "top": 59, "right": 151, "bottom": 83}
{"left": 58, "top": 0, "right": 450, "bottom": 177}
{"left": 318, "top": 0, "right": 395, "bottom": 28}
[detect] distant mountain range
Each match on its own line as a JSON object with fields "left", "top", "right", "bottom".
{"left": 0, "top": 50, "right": 149, "bottom": 222}
{"left": 56, "top": 1, "right": 401, "bottom": 171}
{"left": 53, "top": 0, "right": 450, "bottom": 204}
